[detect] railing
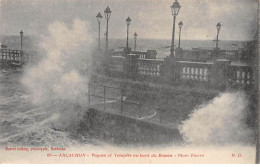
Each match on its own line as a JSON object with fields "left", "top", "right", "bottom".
{"left": 132, "top": 51, "right": 147, "bottom": 59}
{"left": 107, "top": 56, "right": 164, "bottom": 79}
{"left": 106, "top": 56, "right": 254, "bottom": 89}
{"left": 178, "top": 49, "right": 239, "bottom": 61}
{"left": 87, "top": 82, "right": 182, "bottom": 126}
{"left": 111, "top": 50, "right": 157, "bottom": 59}
{"left": 93, "top": 48, "right": 255, "bottom": 91}
{"left": 108, "top": 56, "right": 125, "bottom": 73}
{"left": 229, "top": 64, "right": 254, "bottom": 87}
{"left": 112, "top": 51, "right": 124, "bottom": 57}
{"left": 0, "top": 49, "right": 23, "bottom": 63}
{"left": 87, "top": 82, "right": 142, "bottom": 119}
{"left": 177, "top": 61, "right": 213, "bottom": 82}
{"left": 220, "top": 50, "right": 238, "bottom": 56}
{"left": 137, "top": 58, "right": 163, "bottom": 77}
{"left": 179, "top": 49, "right": 211, "bottom": 61}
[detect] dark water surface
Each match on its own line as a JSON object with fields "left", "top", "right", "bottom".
{"left": 0, "top": 70, "right": 92, "bottom": 147}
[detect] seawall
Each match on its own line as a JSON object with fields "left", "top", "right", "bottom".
{"left": 78, "top": 108, "right": 183, "bottom": 146}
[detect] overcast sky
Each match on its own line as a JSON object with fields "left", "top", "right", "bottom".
{"left": 0, "top": 0, "right": 258, "bottom": 40}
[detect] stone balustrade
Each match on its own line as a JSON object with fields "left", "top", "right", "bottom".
{"left": 137, "top": 58, "right": 163, "bottom": 77}
{"left": 177, "top": 61, "right": 213, "bottom": 82}
{"left": 229, "top": 64, "right": 254, "bottom": 86}
{"left": 93, "top": 49, "right": 255, "bottom": 91}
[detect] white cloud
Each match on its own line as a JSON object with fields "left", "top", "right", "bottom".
{"left": 0, "top": 0, "right": 258, "bottom": 40}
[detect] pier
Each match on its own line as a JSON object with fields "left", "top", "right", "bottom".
{"left": 0, "top": 49, "right": 24, "bottom": 68}
{"left": 0, "top": 31, "right": 25, "bottom": 68}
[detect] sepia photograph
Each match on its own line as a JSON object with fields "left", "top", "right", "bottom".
{"left": 0, "top": 0, "right": 259, "bottom": 164}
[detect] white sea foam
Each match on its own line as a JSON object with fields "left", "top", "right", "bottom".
{"left": 22, "top": 19, "right": 93, "bottom": 105}
{"left": 21, "top": 19, "right": 93, "bottom": 130}
{"left": 179, "top": 91, "right": 254, "bottom": 145}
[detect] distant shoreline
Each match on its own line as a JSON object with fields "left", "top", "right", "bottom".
{"left": 0, "top": 35, "right": 253, "bottom": 42}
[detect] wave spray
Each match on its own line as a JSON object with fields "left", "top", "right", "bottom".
{"left": 1, "top": 19, "right": 95, "bottom": 146}
{"left": 180, "top": 91, "right": 254, "bottom": 145}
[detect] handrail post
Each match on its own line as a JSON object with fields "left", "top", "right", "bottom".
{"left": 120, "top": 87, "right": 123, "bottom": 115}
{"left": 103, "top": 86, "right": 106, "bottom": 112}
{"left": 8, "top": 50, "right": 11, "bottom": 60}
{"left": 88, "top": 83, "right": 91, "bottom": 107}
{"left": 12, "top": 51, "right": 14, "bottom": 61}
{"left": 18, "top": 51, "right": 20, "bottom": 63}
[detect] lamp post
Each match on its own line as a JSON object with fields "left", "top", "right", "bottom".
{"left": 126, "top": 17, "right": 131, "bottom": 52}
{"left": 170, "top": 0, "right": 181, "bottom": 57}
{"left": 20, "top": 31, "right": 23, "bottom": 50}
{"left": 134, "top": 32, "right": 138, "bottom": 51}
{"left": 216, "top": 22, "right": 221, "bottom": 49}
{"left": 96, "top": 12, "right": 103, "bottom": 50}
{"left": 178, "top": 21, "right": 183, "bottom": 49}
{"left": 104, "top": 6, "right": 112, "bottom": 51}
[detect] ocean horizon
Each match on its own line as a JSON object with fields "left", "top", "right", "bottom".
{"left": 0, "top": 35, "right": 249, "bottom": 59}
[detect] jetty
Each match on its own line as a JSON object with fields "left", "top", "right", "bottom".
{"left": 0, "top": 48, "right": 24, "bottom": 68}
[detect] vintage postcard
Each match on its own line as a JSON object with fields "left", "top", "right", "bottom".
{"left": 0, "top": 0, "right": 259, "bottom": 164}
